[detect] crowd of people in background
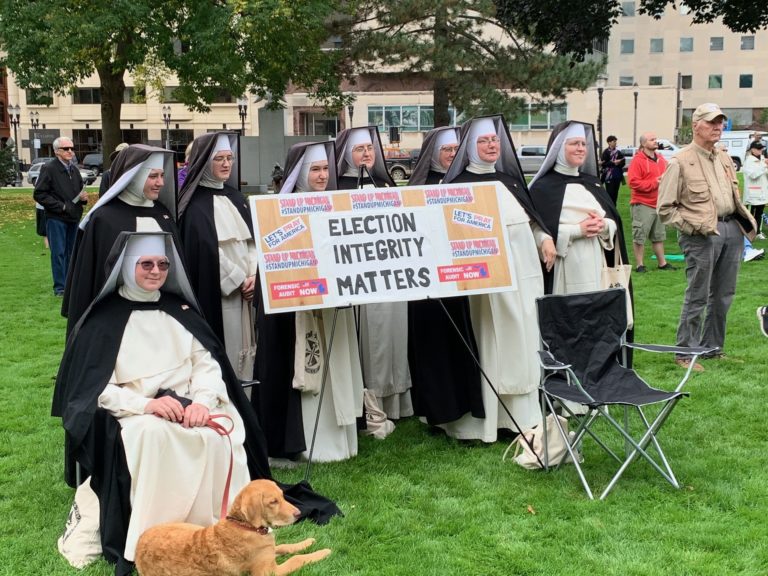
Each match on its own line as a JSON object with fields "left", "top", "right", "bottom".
{"left": 32, "top": 102, "right": 764, "bottom": 573}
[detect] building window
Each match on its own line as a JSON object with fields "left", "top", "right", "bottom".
{"left": 210, "top": 89, "right": 235, "bottom": 104}
{"left": 649, "top": 76, "right": 663, "bottom": 86}
{"left": 619, "top": 76, "right": 635, "bottom": 86}
{"left": 739, "top": 74, "right": 753, "bottom": 88}
{"left": 708, "top": 74, "right": 723, "bottom": 89}
{"left": 649, "top": 38, "right": 664, "bottom": 53}
{"left": 710, "top": 37, "right": 724, "bottom": 51}
{"left": 73, "top": 87, "right": 100, "bottom": 104}
{"left": 681, "top": 75, "right": 693, "bottom": 89}
{"left": 620, "top": 39, "right": 635, "bottom": 54}
{"left": 741, "top": 36, "right": 755, "bottom": 50}
{"left": 621, "top": 2, "right": 635, "bottom": 16}
{"left": 27, "top": 88, "right": 54, "bottom": 106}
{"left": 123, "top": 87, "right": 146, "bottom": 104}
{"left": 509, "top": 103, "right": 568, "bottom": 131}
{"left": 367, "top": 105, "right": 457, "bottom": 132}
{"left": 297, "top": 111, "right": 339, "bottom": 136}
{"left": 680, "top": 37, "right": 694, "bottom": 52}
{"left": 161, "top": 86, "right": 181, "bottom": 104}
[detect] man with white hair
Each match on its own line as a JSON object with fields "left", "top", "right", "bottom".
{"left": 658, "top": 103, "right": 757, "bottom": 371}
{"left": 34, "top": 136, "right": 87, "bottom": 296}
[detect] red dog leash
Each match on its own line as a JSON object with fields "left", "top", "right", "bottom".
{"left": 206, "top": 413, "right": 235, "bottom": 519}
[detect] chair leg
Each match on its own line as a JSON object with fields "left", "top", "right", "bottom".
{"left": 545, "top": 395, "right": 595, "bottom": 500}
{"left": 599, "top": 400, "right": 682, "bottom": 499}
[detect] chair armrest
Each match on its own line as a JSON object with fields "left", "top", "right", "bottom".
{"left": 538, "top": 350, "right": 571, "bottom": 371}
{"left": 625, "top": 343, "right": 717, "bottom": 356}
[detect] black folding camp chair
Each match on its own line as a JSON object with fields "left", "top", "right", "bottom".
{"left": 536, "top": 288, "right": 714, "bottom": 500}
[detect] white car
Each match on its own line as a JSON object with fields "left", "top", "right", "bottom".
{"left": 27, "top": 160, "right": 97, "bottom": 186}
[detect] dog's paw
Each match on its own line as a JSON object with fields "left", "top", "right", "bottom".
{"left": 300, "top": 538, "right": 316, "bottom": 547}
{"left": 310, "top": 548, "right": 331, "bottom": 561}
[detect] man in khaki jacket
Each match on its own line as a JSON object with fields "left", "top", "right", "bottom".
{"left": 658, "top": 103, "right": 756, "bottom": 372}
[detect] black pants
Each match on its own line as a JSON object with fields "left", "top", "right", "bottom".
{"left": 604, "top": 179, "right": 622, "bottom": 205}
{"left": 750, "top": 204, "right": 765, "bottom": 233}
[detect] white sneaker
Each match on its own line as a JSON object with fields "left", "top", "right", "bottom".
{"left": 756, "top": 233, "right": 766, "bottom": 240}
{"left": 744, "top": 247, "right": 765, "bottom": 262}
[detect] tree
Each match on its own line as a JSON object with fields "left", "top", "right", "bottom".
{"left": 0, "top": 0, "right": 348, "bottom": 169}
{"left": 0, "top": 141, "right": 17, "bottom": 186}
{"left": 640, "top": 0, "right": 768, "bottom": 32}
{"left": 337, "top": 0, "right": 607, "bottom": 128}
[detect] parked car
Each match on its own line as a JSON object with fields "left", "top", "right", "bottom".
{"left": 516, "top": 145, "right": 547, "bottom": 174}
{"left": 718, "top": 131, "right": 768, "bottom": 171}
{"left": 385, "top": 148, "right": 420, "bottom": 181}
{"left": 81, "top": 152, "right": 103, "bottom": 175}
{"left": 27, "top": 160, "right": 97, "bottom": 186}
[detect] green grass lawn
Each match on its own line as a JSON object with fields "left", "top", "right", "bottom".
{"left": 1, "top": 184, "right": 767, "bottom": 575}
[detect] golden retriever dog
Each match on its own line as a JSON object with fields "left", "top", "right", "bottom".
{"left": 135, "top": 479, "right": 331, "bottom": 576}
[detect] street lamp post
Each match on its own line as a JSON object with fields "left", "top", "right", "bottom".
{"left": 162, "top": 105, "right": 172, "bottom": 150}
{"left": 596, "top": 74, "right": 608, "bottom": 150}
{"left": 237, "top": 97, "right": 248, "bottom": 135}
{"left": 633, "top": 90, "right": 639, "bottom": 147}
{"left": 8, "top": 104, "right": 22, "bottom": 187}
{"left": 30, "top": 111, "right": 40, "bottom": 161}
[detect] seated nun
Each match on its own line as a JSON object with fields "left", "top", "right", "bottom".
{"left": 53, "top": 232, "right": 267, "bottom": 574}
{"left": 335, "top": 126, "right": 395, "bottom": 189}
{"left": 529, "top": 121, "right": 627, "bottom": 296}
{"left": 420, "top": 115, "right": 556, "bottom": 442}
{"left": 62, "top": 145, "right": 178, "bottom": 338}
{"left": 178, "top": 132, "right": 258, "bottom": 380}
{"left": 407, "top": 126, "right": 460, "bottom": 186}
{"left": 255, "top": 142, "right": 364, "bottom": 462}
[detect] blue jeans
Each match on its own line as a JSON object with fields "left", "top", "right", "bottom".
{"left": 46, "top": 218, "right": 78, "bottom": 294}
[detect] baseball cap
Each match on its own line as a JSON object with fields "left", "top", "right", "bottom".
{"left": 692, "top": 103, "right": 727, "bottom": 123}
{"left": 749, "top": 140, "right": 765, "bottom": 150}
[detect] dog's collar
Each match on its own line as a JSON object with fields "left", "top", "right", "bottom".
{"left": 225, "top": 515, "right": 271, "bottom": 535}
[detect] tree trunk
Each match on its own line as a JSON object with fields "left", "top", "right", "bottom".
{"left": 97, "top": 65, "right": 125, "bottom": 172}
{"left": 432, "top": 2, "right": 451, "bottom": 128}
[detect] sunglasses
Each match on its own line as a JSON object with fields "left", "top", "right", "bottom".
{"left": 58, "top": 147, "right": 75, "bottom": 152}
{"left": 137, "top": 259, "right": 170, "bottom": 271}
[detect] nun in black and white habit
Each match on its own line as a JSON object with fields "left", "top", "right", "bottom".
{"left": 335, "top": 126, "right": 396, "bottom": 189}
{"left": 407, "top": 126, "right": 460, "bottom": 186}
{"left": 178, "top": 132, "right": 258, "bottom": 380}
{"left": 528, "top": 121, "right": 625, "bottom": 296}
{"left": 53, "top": 232, "right": 263, "bottom": 574}
{"left": 335, "top": 127, "right": 412, "bottom": 419}
{"left": 429, "top": 115, "right": 556, "bottom": 442}
{"left": 61, "top": 144, "right": 178, "bottom": 335}
{"left": 52, "top": 232, "right": 339, "bottom": 575}
{"left": 256, "top": 141, "right": 364, "bottom": 462}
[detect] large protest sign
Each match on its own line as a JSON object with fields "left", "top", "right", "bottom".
{"left": 250, "top": 182, "right": 518, "bottom": 313}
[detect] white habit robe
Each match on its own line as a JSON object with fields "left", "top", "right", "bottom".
{"left": 359, "top": 302, "right": 413, "bottom": 419}
{"left": 439, "top": 192, "right": 545, "bottom": 442}
{"left": 213, "top": 195, "right": 259, "bottom": 379}
{"left": 97, "top": 308, "right": 250, "bottom": 561}
{"left": 551, "top": 183, "right": 616, "bottom": 295}
{"left": 294, "top": 308, "right": 365, "bottom": 462}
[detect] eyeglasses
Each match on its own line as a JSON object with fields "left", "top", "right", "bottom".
{"left": 440, "top": 146, "right": 459, "bottom": 153}
{"left": 212, "top": 155, "right": 236, "bottom": 164}
{"left": 352, "top": 145, "right": 374, "bottom": 154}
{"left": 476, "top": 137, "right": 500, "bottom": 145}
{"left": 137, "top": 259, "right": 170, "bottom": 271}
{"left": 58, "top": 147, "right": 75, "bottom": 152}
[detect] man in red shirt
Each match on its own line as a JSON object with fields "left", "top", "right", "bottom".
{"left": 627, "top": 132, "right": 677, "bottom": 272}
